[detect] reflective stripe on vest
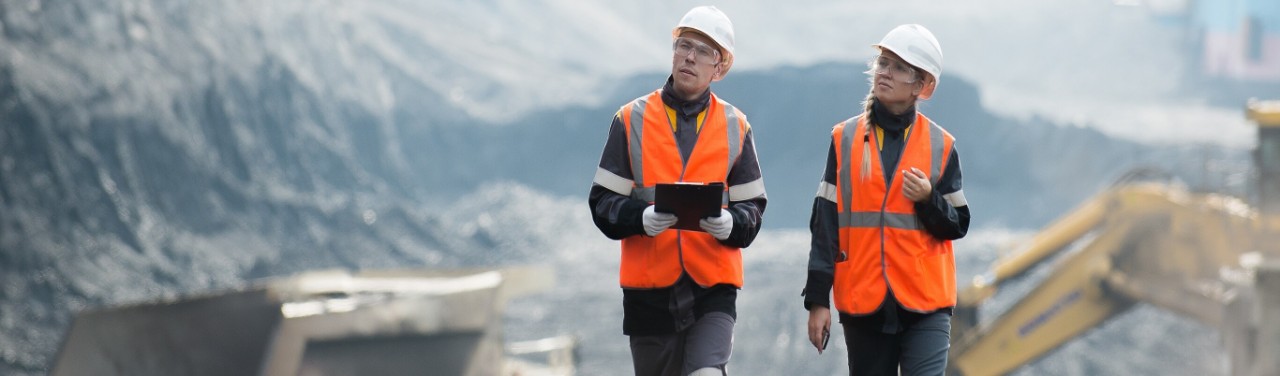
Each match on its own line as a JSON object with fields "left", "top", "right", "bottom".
{"left": 831, "top": 113, "right": 957, "bottom": 314}
{"left": 617, "top": 89, "right": 748, "bottom": 289}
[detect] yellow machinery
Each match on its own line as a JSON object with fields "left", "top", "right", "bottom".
{"left": 1253, "top": 99, "right": 1280, "bottom": 216}
{"left": 948, "top": 100, "right": 1280, "bottom": 376}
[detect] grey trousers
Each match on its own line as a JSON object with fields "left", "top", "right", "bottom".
{"left": 628, "top": 312, "right": 735, "bottom": 376}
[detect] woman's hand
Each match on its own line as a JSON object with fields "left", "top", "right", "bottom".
{"left": 901, "top": 167, "right": 932, "bottom": 202}
{"left": 808, "top": 306, "right": 832, "bottom": 354}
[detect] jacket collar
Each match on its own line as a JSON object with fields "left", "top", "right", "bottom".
{"left": 660, "top": 76, "right": 711, "bottom": 119}
{"left": 871, "top": 99, "right": 916, "bottom": 134}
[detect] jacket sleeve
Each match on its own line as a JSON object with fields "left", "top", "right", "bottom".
{"left": 721, "top": 127, "right": 767, "bottom": 248}
{"left": 588, "top": 112, "right": 649, "bottom": 240}
{"left": 803, "top": 142, "right": 839, "bottom": 310}
{"left": 913, "top": 145, "right": 970, "bottom": 240}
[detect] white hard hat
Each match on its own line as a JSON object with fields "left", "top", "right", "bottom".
{"left": 673, "top": 6, "right": 735, "bottom": 79}
{"left": 873, "top": 24, "right": 943, "bottom": 100}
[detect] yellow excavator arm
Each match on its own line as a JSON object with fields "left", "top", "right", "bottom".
{"left": 949, "top": 184, "right": 1277, "bottom": 376}
{"left": 950, "top": 100, "right": 1280, "bottom": 376}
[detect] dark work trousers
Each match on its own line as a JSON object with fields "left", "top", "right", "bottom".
{"left": 842, "top": 311, "right": 951, "bottom": 376}
{"left": 629, "top": 312, "right": 735, "bottom": 376}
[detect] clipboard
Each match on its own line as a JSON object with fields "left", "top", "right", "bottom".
{"left": 654, "top": 182, "right": 724, "bottom": 232}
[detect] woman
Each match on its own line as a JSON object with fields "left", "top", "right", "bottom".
{"left": 802, "top": 24, "right": 970, "bottom": 375}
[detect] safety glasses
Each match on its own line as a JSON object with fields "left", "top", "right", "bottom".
{"left": 866, "top": 55, "right": 920, "bottom": 84}
{"left": 673, "top": 37, "right": 721, "bottom": 65}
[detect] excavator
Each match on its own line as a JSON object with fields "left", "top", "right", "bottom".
{"left": 948, "top": 100, "right": 1280, "bottom": 376}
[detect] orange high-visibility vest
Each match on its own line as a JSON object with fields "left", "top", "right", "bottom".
{"left": 617, "top": 89, "right": 749, "bottom": 289}
{"left": 831, "top": 113, "right": 956, "bottom": 314}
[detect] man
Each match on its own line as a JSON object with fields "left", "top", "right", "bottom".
{"left": 588, "top": 6, "right": 766, "bottom": 376}
{"left": 803, "top": 24, "right": 969, "bottom": 375}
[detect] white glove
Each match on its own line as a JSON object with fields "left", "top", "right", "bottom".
{"left": 642, "top": 205, "right": 678, "bottom": 236}
{"left": 699, "top": 209, "right": 733, "bottom": 240}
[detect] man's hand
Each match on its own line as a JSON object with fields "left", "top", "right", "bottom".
{"left": 642, "top": 205, "right": 677, "bottom": 236}
{"left": 808, "top": 306, "right": 832, "bottom": 354}
{"left": 901, "top": 167, "right": 932, "bottom": 203}
{"left": 699, "top": 209, "right": 733, "bottom": 240}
